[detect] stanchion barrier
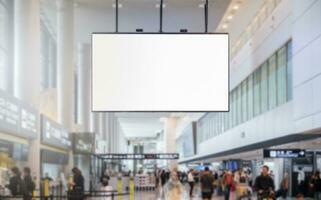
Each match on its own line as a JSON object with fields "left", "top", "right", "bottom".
{"left": 0, "top": 191, "right": 130, "bottom": 200}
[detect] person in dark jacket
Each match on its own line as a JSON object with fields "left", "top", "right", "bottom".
{"left": 7, "top": 167, "right": 23, "bottom": 197}
{"left": 70, "top": 167, "right": 85, "bottom": 200}
{"left": 312, "top": 171, "right": 321, "bottom": 200}
{"left": 254, "top": 165, "right": 275, "bottom": 200}
{"left": 23, "top": 167, "right": 35, "bottom": 200}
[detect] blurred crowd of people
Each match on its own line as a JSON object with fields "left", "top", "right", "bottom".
{"left": 3, "top": 164, "right": 321, "bottom": 200}
{"left": 154, "top": 165, "right": 321, "bottom": 200}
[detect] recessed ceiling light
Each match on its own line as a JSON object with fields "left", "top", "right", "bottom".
{"left": 112, "top": 3, "right": 123, "bottom": 8}
{"left": 222, "top": 24, "right": 228, "bottom": 29}
{"left": 199, "top": 4, "right": 205, "bottom": 8}
{"left": 227, "top": 15, "right": 233, "bottom": 20}
{"left": 233, "top": 5, "right": 239, "bottom": 10}
{"left": 155, "top": 3, "right": 166, "bottom": 8}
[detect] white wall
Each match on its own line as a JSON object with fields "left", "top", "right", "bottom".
{"left": 292, "top": 0, "right": 321, "bottom": 132}
{"left": 189, "top": 0, "right": 321, "bottom": 161}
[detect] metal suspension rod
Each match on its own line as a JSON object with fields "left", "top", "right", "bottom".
{"left": 205, "top": 0, "right": 209, "bottom": 33}
{"left": 159, "top": 0, "right": 163, "bottom": 33}
{"left": 115, "top": 0, "right": 119, "bottom": 33}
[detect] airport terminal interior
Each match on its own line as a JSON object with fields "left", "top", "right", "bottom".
{"left": 1, "top": 0, "right": 321, "bottom": 199}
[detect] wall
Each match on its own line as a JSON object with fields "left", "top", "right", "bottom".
{"left": 292, "top": 0, "right": 321, "bottom": 132}
{"left": 192, "top": 0, "right": 321, "bottom": 160}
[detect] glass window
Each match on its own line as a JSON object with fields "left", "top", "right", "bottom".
{"left": 232, "top": 90, "right": 237, "bottom": 127}
{"left": 248, "top": 75, "right": 254, "bottom": 119}
{"left": 268, "top": 54, "right": 277, "bottom": 110}
{"left": 40, "top": 21, "right": 57, "bottom": 90}
{"left": 277, "top": 46, "right": 287, "bottom": 105}
{"left": 254, "top": 68, "right": 261, "bottom": 116}
{"left": 261, "top": 62, "right": 268, "bottom": 112}
{"left": 237, "top": 85, "right": 242, "bottom": 124}
{"left": 242, "top": 79, "right": 248, "bottom": 122}
{"left": 287, "top": 41, "right": 293, "bottom": 100}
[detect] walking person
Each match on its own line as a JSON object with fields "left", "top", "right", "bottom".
{"left": 221, "top": 170, "right": 233, "bottom": 200}
{"left": 69, "top": 167, "right": 85, "bottom": 200}
{"left": 100, "top": 176, "right": 113, "bottom": 200}
{"left": 275, "top": 172, "right": 289, "bottom": 199}
{"left": 22, "top": 167, "right": 35, "bottom": 200}
{"left": 254, "top": 165, "right": 275, "bottom": 200}
{"left": 163, "top": 170, "right": 183, "bottom": 200}
{"left": 188, "top": 169, "right": 195, "bottom": 197}
{"left": 6, "top": 167, "right": 24, "bottom": 197}
{"left": 200, "top": 167, "right": 215, "bottom": 200}
{"left": 311, "top": 171, "right": 321, "bottom": 200}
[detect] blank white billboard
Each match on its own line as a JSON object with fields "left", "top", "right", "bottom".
{"left": 92, "top": 33, "right": 229, "bottom": 111}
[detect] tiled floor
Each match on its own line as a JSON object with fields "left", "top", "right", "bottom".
{"left": 119, "top": 184, "right": 314, "bottom": 200}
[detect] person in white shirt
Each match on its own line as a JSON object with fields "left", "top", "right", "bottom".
{"left": 297, "top": 167, "right": 305, "bottom": 193}
{"left": 100, "top": 177, "right": 113, "bottom": 200}
{"left": 188, "top": 169, "right": 195, "bottom": 197}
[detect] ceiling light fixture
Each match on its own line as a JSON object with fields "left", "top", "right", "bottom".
{"left": 233, "top": 4, "right": 239, "bottom": 10}
{"left": 112, "top": 3, "right": 123, "bottom": 8}
{"left": 156, "top": 3, "right": 166, "bottom": 8}
{"left": 227, "top": 15, "right": 233, "bottom": 20}
{"left": 222, "top": 24, "right": 228, "bottom": 29}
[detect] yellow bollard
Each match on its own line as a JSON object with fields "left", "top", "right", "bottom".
{"left": 129, "top": 177, "right": 135, "bottom": 200}
{"left": 43, "top": 178, "right": 50, "bottom": 198}
{"left": 117, "top": 177, "right": 123, "bottom": 200}
{"left": 32, "top": 177, "right": 37, "bottom": 198}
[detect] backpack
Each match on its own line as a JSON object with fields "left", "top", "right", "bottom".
{"left": 225, "top": 174, "right": 233, "bottom": 186}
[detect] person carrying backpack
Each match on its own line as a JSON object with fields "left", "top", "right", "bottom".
{"left": 222, "top": 170, "right": 233, "bottom": 200}
{"left": 7, "top": 167, "right": 24, "bottom": 197}
{"left": 200, "top": 167, "right": 215, "bottom": 200}
{"left": 23, "top": 167, "right": 35, "bottom": 200}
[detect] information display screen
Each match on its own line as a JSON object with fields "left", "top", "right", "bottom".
{"left": 92, "top": 33, "right": 229, "bottom": 112}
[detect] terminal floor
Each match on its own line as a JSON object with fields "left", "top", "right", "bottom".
{"left": 121, "top": 185, "right": 314, "bottom": 200}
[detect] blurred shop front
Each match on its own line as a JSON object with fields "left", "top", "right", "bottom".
{"left": 0, "top": 89, "right": 38, "bottom": 189}
{"left": 40, "top": 114, "right": 71, "bottom": 183}
{"left": 72, "top": 132, "right": 95, "bottom": 190}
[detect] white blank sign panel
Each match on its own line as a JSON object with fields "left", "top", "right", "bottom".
{"left": 92, "top": 33, "right": 229, "bottom": 111}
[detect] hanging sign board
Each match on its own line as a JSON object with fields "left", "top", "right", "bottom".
{"left": 41, "top": 115, "right": 71, "bottom": 149}
{"left": 263, "top": 149, "right": 306, "bottom": 158}
{"left": 0, "top": 89, "right": 38, "bottom": 139}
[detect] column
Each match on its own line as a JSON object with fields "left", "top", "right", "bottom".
{"left": 95, "top": 113, "right": 101, "bottom": 136}
{"left": 14, "top": 0, "right": 41, "bottom": 106}
{"left": 163, "top": 117, "right": 178, "bottom": 170}
{"left": 77, "top": 43, "right": 91, "bottom": 131}
{"left": 90, "top": 112, "right": 96, "bottom": 132}
{"left": 56, "top": 0, "right": 74, "bottom": 131}
{"left": 101, "top": 113, "right": 106, "bottom": 140}
{"left": 14, "top": 0, "right": 41, "bottom": 184}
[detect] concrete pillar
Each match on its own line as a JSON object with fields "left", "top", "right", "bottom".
{"left": 95, "top": 113, "right": 101, "bottom": 136}
{"left": 13, "top": 0, "right": 41, "bottom": 183}
{"left": 90, "top": 112, "right": 96, "bottom": 132}
{"left": 48, "top": 39, "right": 57, "bottom": 88}
{"left": 56, "top": 0, "right": 74, "bottom": 131}
{"left": 101, "top": 113, "right": 106, "bottom": 140}
{"left": 76, "top": 43, "right": 91, "bottom": 131}
{"left": 1, "top": 0, "right": 14, "bottom": 93}
{"left": 14, "top": 0, "right": 41, "bottom": 106}
{"left": 164, "top": 117, "right": 178, "bottom": 170}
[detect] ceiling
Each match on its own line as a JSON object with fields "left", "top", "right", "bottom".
{"left": 116, "top": 112, "right": 205, "bottom": 138}
{"left": 41, "top": 0, "right": 232, "bottom": 42}
{"left": 39, "top": 0, "right": 230, "bottom": 138}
